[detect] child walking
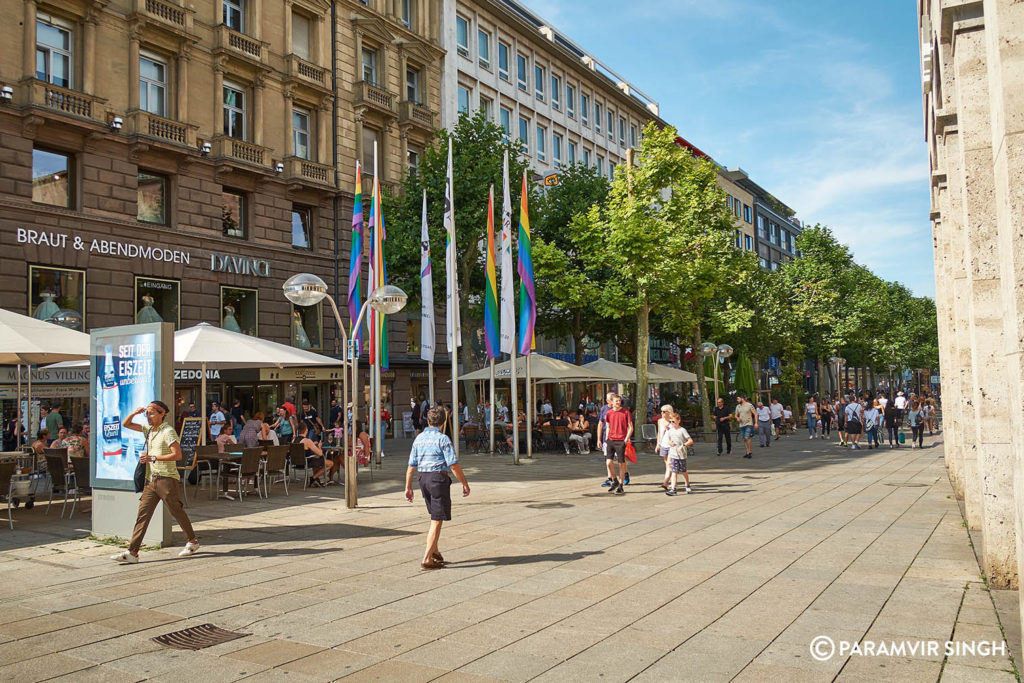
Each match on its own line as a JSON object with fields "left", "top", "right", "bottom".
{"left": 665, "top": 413, "right": 695, "bottom": 495}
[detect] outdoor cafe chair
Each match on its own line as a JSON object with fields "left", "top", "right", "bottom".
{"left": 220, "top": 448, "right": 263, "bottom": 501}
{"left": 286, "top": 442, "right": 310, "bottom": 487}
{"left": 491, "top": 426, "right": 510, "bottom": 454}
{"left": 540, "top": 424, "right": 556, "bottom": 451}
{"left": 461, "top": 424, "right": 480, "bottom": 453}
{"left": 193, "top": 444, "right": 220, "bottom": 498}
{"left": 553, "top": 426, "right": 572, "bottom": 454}
{"left": 261, "top": 445, "right": 289, "bottom": 497}
{"left": 68, "top": 457, "right": 90, "bottom": 517}
{"left": 0, "top": 461, "right": 16, "bottom": 529}
{"left": 43, "top": 454, "right": 72, "bottom": 518}
{"left": 640, "top": 423, "right": 658, "bottom": 447}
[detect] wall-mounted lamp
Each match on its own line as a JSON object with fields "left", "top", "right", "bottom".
{"left": 199, "top": 141, "right": 211, "bottom": 155}
{"left": 275, "top": 162, "right": 284, "bottom": 173}
{"left": 109, "top": 116, "right": 123, "bottom": 131}
{"left": 0, "top": 86, "right": 13, "bottom": 103}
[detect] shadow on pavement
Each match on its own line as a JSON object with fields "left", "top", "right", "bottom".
{"left": 446, "top": 550, "right": 604, "bottom": 568}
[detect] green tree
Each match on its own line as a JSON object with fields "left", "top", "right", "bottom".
{"left": 383, "top": 111, "right": 531, "bottom": 406}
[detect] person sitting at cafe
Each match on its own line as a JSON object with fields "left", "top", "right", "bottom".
{"left": 215, "top": 430, "right": 237, "bottom": 453}
{"left": 30, "top": 429, "right": 49, "bottom": 456}
{"left": 296, "top": 421, "right": 332, "bottom": 487}
{"left": 55, "top": 423, "right": 89, "bottom": 460}
{"left": 237, "top": 411, "right": 264, "bottom": 448}
{"left": 569, "top": 412, "right": 592, "bottom": 454}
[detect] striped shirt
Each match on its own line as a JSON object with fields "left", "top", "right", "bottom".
{"left": 407, "top": 427, "right": 458, "bottom": 472}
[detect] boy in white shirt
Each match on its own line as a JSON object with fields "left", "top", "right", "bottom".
{"left": 664, "top": 412, "right": 694, "bottom": 495}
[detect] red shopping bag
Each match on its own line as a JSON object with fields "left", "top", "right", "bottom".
{"left": 624, "top": 441, "right": 637, "bottom": 463}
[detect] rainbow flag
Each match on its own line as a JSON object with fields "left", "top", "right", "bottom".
{"left": 367, "top": 168, "right": 388, "bottom": 368}
{"left": 483, "top": 186, "right": 498, "bottom": 360}
{"left": 347, "top": 162, "right": 363, "bottom": 354}
{"left": 517, "top": 172, "right": 535, "bottom": 356}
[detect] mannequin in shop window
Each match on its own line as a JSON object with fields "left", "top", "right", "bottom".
{"left": 222, "top": 304, "right": 242, "bottom": 333}
{"left": 34, "top": 291, "right": 60, "bottom": 320}
{"left": 292, "top": 309, "right": 311, "bottom": 348}
{"left": 137, "top": 294, "right": 163, "bottom": 324}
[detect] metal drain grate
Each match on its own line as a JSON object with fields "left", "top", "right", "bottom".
{"left": 152, "top": 623, "right": 249, "bottom": 651}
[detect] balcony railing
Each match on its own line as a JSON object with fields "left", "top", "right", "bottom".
{"left": 214, "top": 25, "right": 268, "bottom": 66}
{"left": 212, "top": 136, "right": 270, "bottom": 167}
{"left": 27, "top": 80, "right": 104, "bottom": 121}
{"left": 283, "top": 156, "right": 333, "bottom": 186}
{"left": 398, "top": 100, "right": 435, "bottom": 130}
{"left": 127, "top": 110, "right": 198, "bottom": 148}
{"left": 287, "top": 55, "right": 328, "bottom": 89}
{"left": 353, "top": 80, "right": 396, "bottom": 115}
{"left": 133, "top": 0, "right": 195, "bottom": 35}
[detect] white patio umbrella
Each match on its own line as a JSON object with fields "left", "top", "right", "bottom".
{"left": 580, "top": 359, "right": 702, "bottom": 384}
{"left": 460, "top": 354, "right": 620, "bottom": 382}
{"left": 0, "top": 306, "right": 91, "bottom": 442}
{"left": 52, "top": 322, "right": 345, "bottom": 444}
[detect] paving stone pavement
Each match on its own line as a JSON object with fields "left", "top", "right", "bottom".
{"left": 0, "top": 431, "right": 1018, "bottom": 682}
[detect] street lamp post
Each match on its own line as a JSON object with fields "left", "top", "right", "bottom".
{"left": 829, "top": 355, "right": 846, "bottom": 397}
{"left": 887, "top": 364, "right": 896, "bottom": 394}
{"left": 699, "top": 342, "right": 733, "bottom": 405}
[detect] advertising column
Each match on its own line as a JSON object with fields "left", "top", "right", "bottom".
{"left": 89, "top": 322, "right": 174, "bottom": 546}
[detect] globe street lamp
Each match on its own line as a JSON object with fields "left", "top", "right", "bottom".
{"left": 282, "top": 273, "right": 353, "bottom": 506}
{"left": 699, "top": 342, "right": 733, "bottom": 405}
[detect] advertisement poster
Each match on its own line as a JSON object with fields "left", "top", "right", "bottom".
{"left": 90, "top": 322, "right": 172, "bottom": 491}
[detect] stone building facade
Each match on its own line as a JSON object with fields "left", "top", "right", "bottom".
{"left": 918, "top": 0, "right": 1024, "bottom": 649}
{"left": 0, "top": 0, "right": 445, "bottom": 427}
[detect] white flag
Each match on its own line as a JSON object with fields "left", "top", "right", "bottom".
{"left": 420, "top": 189, "right": 435, "bottom": 362}
{"left": 444, "top": 140, "right": 462, "bottom": 352}
{"left": 499, "top": 150, "right": 515, "bottom": 354}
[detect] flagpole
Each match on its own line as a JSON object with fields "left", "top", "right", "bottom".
{"left": 526, "top": 354, "right": 533, "bottom": 459}
{"left": 428, "top": 362, "right": 434, "bottom": 405}
{"left": 510, "top": 346, "right": 519, "bottom": 465}
{"left": 489, "top": 359, "right": 495, "bottom": 453}
{"left": 444, "top": 139, "right": 460, "bottom": 458}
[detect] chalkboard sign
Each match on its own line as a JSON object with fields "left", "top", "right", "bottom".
{"left": 178, "top": 417, "right": 204, "bottom": 466}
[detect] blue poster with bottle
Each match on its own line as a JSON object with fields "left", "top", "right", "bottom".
{"left": 90, "top": 323, "right": 172, "bottom": 491}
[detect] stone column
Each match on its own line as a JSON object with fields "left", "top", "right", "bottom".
{"left": 253, "top": 77, "right": 264, "bottom": 147}
{"left": 128, "top": 32, "right": 140, "bottom": 112}
{"left": 318, "top": 96, "right": 332, "bottom": 164}
{"left": 213, "top": 64, "right": 224, "bottom": 136}
{"left": 23, "top": 0, "right": 36, "bottom": 81}
{"left": 953, "top": 19, "right": 1017, "bottom": 586}
{"left": 284, "top": 1, "right": 293, "bottom": 55}
{"left": 283, "top": 88, "right": 294, "bottom": 157}
{"left": 176, "top": 45, "right": 190, "bottom": 122}
{"left": 83, "top": 13, "right": 97, "bottom": 94}
{"left": 982, "top": 0, "right": 1024, "bottom": 607}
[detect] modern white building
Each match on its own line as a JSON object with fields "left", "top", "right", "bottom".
{"left": 439, "top": 0, "right": 662, "bottom": 180}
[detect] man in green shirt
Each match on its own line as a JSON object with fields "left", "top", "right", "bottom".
{"left": 44, "top": 405, "right": 62, "bottom": 445}
{"left": 111, "top": 401, "right": 199, "bottom": 564}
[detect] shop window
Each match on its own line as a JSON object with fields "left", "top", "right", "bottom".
{"left": 29, "top": 265, "right": 85, "bottom": 329}
{"left": 222, "top": 188, "right": 246, "bottom": 239}
{"left": 291, "top": 204, "right": 311, "bottom": 249}
{"left": 32, "top": 148, "right": 71, "bottom": 207}
{"left": 137, "top": 171, "right": 167, "bottom": 224}
{"left": 292, "top": 302, "right": 322, "bottom": 350}
{"left": 406, "top": 318, "right": 421, "bottom": 354}
{"left": 135, "top": 276, "right": 180, "bottom": 328}
{"left": 220, "top": 286, "right": 257, "bottom": 336}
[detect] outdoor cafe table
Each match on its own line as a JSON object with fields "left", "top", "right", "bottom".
{"left": 202, "top": 450, "right": 243, "bottom": 500}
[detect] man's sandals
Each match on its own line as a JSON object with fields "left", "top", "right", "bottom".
{"left": 421, "top": 552, "right": 445, "bottom": 570}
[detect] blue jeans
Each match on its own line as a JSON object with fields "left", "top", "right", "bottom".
{"left": 808, "top": 417, "right": 818, "bottom": 436}
{"left": 866, "top": 426, "right": 879, "bottom": 446}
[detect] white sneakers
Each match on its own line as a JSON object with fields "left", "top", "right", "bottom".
{"left": 178, "top": 540, "right": 200, "bottom": 557}
{"left": 110, "top": 550, "right": 138, "bottom": 564}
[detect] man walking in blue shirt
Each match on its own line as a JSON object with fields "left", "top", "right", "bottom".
{"left": 405, "top": 406, "right": 471, "bottom": 570}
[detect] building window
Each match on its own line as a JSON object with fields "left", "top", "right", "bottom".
{"left": 220, "top": 286, "right": 257, "bottom": 336}
{"left": 534, "top": 65, "right": 545, "bottom": 100}
{"left": 29, "top": 266, "right": 85, "bottom": 328}
{"left": 609, "top": 161, "right": 615, "bottom": 180}
{"left": 734, "top": 229, "right": 741, "bottom": 248}
{"left": 607, "top": 110, "right": 613, "bottom": 138}
{"left": 757, "top": 215, "right": 766, "bottom": 237}
{"left": 223, "top": 83, "right": 245, "bottom": 139}
{"left": 630, "top": 124, "right": 637, "bottom": 147}
{"left": 536, "top": 125, "right": 546, "bottom": 161}
{"left": 769, "top": 222, "right": 778, "bottom": 245}
{"left": 499, "top": 106, "right": 511, "bottom": 138}
{"left": 292, "top": 303, "right": 322, "bottom": 350}
{"left": 568, "top": 140, "right": 576, "bottom": 163}
{"left": 456, "top": 15, "right": 469, "bottom": 57}
{"left": 479, "top": 95, "right": 492, "bottom": 120}
{"left": 137, "top": 172, "right": 167, "bottom": 224}
{"left": 36, "top": 17, "right": 72, "bottom": 88}
{"left": 745, "top": 235, "right": 753, "bottom": 250}
{"left": 406, "top": 318, "right": 421, "bottom": 354}
{"left": 759, "top": 257, "right": 767, "bottom": 268}
{"left": 291, "top": 12, "right": 311, "bottom": 60}
{"left": 581, "top": 94, "right": 589, "bottom": 126}
{"left": 457, "top": 85, "right": 469, "bottom": 113}
{"left": 405, "top": 66, "right": 420, "bottom": 103}
{"left": 551, "top": 75, "right": 560, "bottom": 109}
{"left": 135, "top": 277, "right": 180, "bottom": 329}
{"left": 31, "top": 148, "right": 71, "bottom": 207}
{"left": 139, "top": 53, "right": 167, "bottom": 116}
{"left": 618, "top": 117, "right": 625, "bottom": 145}
{"left": 292, "top": 107, "right": 310, "bottom": 160}
{"left": 400, "top": 0, "right": 412, "bottom": 29}
{"left": 498, "top": 41, "right": 510, "bottom": 81}
{"left": 222, "top": 189, "right": 246, "bottom": 239}
{"left": 595, "top": 103, "right": 602, "bottom": 133}
{"left": 223, "top": 0, "right": 244, "bottom": 32}
{"left": 477, "top": 28, "right": 490, "bottom": 68}
{"left": 566, "top": 84, "right": 575, "bottom": 118}
{"left": 582, "top": 148, "right": 590, "bottom": 166}
{"left": 596, "top": 155, "right": 603, "bottom": 175}
{"left": 291, "top": 205, "right": 311, "bottom": 249}
{"left": 361, "top": 47, "right": 377, "bottom": 84}
{"left": 407, "top": 147, "right": 420, "bottom": 175}
{"left": 552, "top": 132, "right": 561, "bottom": 167}
{"left": 518, "top": 116, "right": 529, "bottom": 152}
{"left": 744, "top": 204, "right": 752, "bottom": 223}
{"left": 517, "top": 53, "right": 528, "bottom": 91}
{"left": 361, "top": 126, "right": 380, "bottom": 179}
{"left": 726, "top": 194, "right": 733, "bottom": 210}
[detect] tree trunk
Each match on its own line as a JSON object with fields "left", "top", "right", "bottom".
{"left": 572, "top": 311, "right": 585, "bottom": 411}
{"left": 694, "top": 324, "right": 712, "bottom": 433}
{"left": 635, "top": 295, "right": 650, "bottom": 424}
{"left": 868, "top": 365, "right": 875, "bottom": 393}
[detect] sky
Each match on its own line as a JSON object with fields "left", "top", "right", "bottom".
{"left": 527, "top": 0, "right": 934, "bottom": 297}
